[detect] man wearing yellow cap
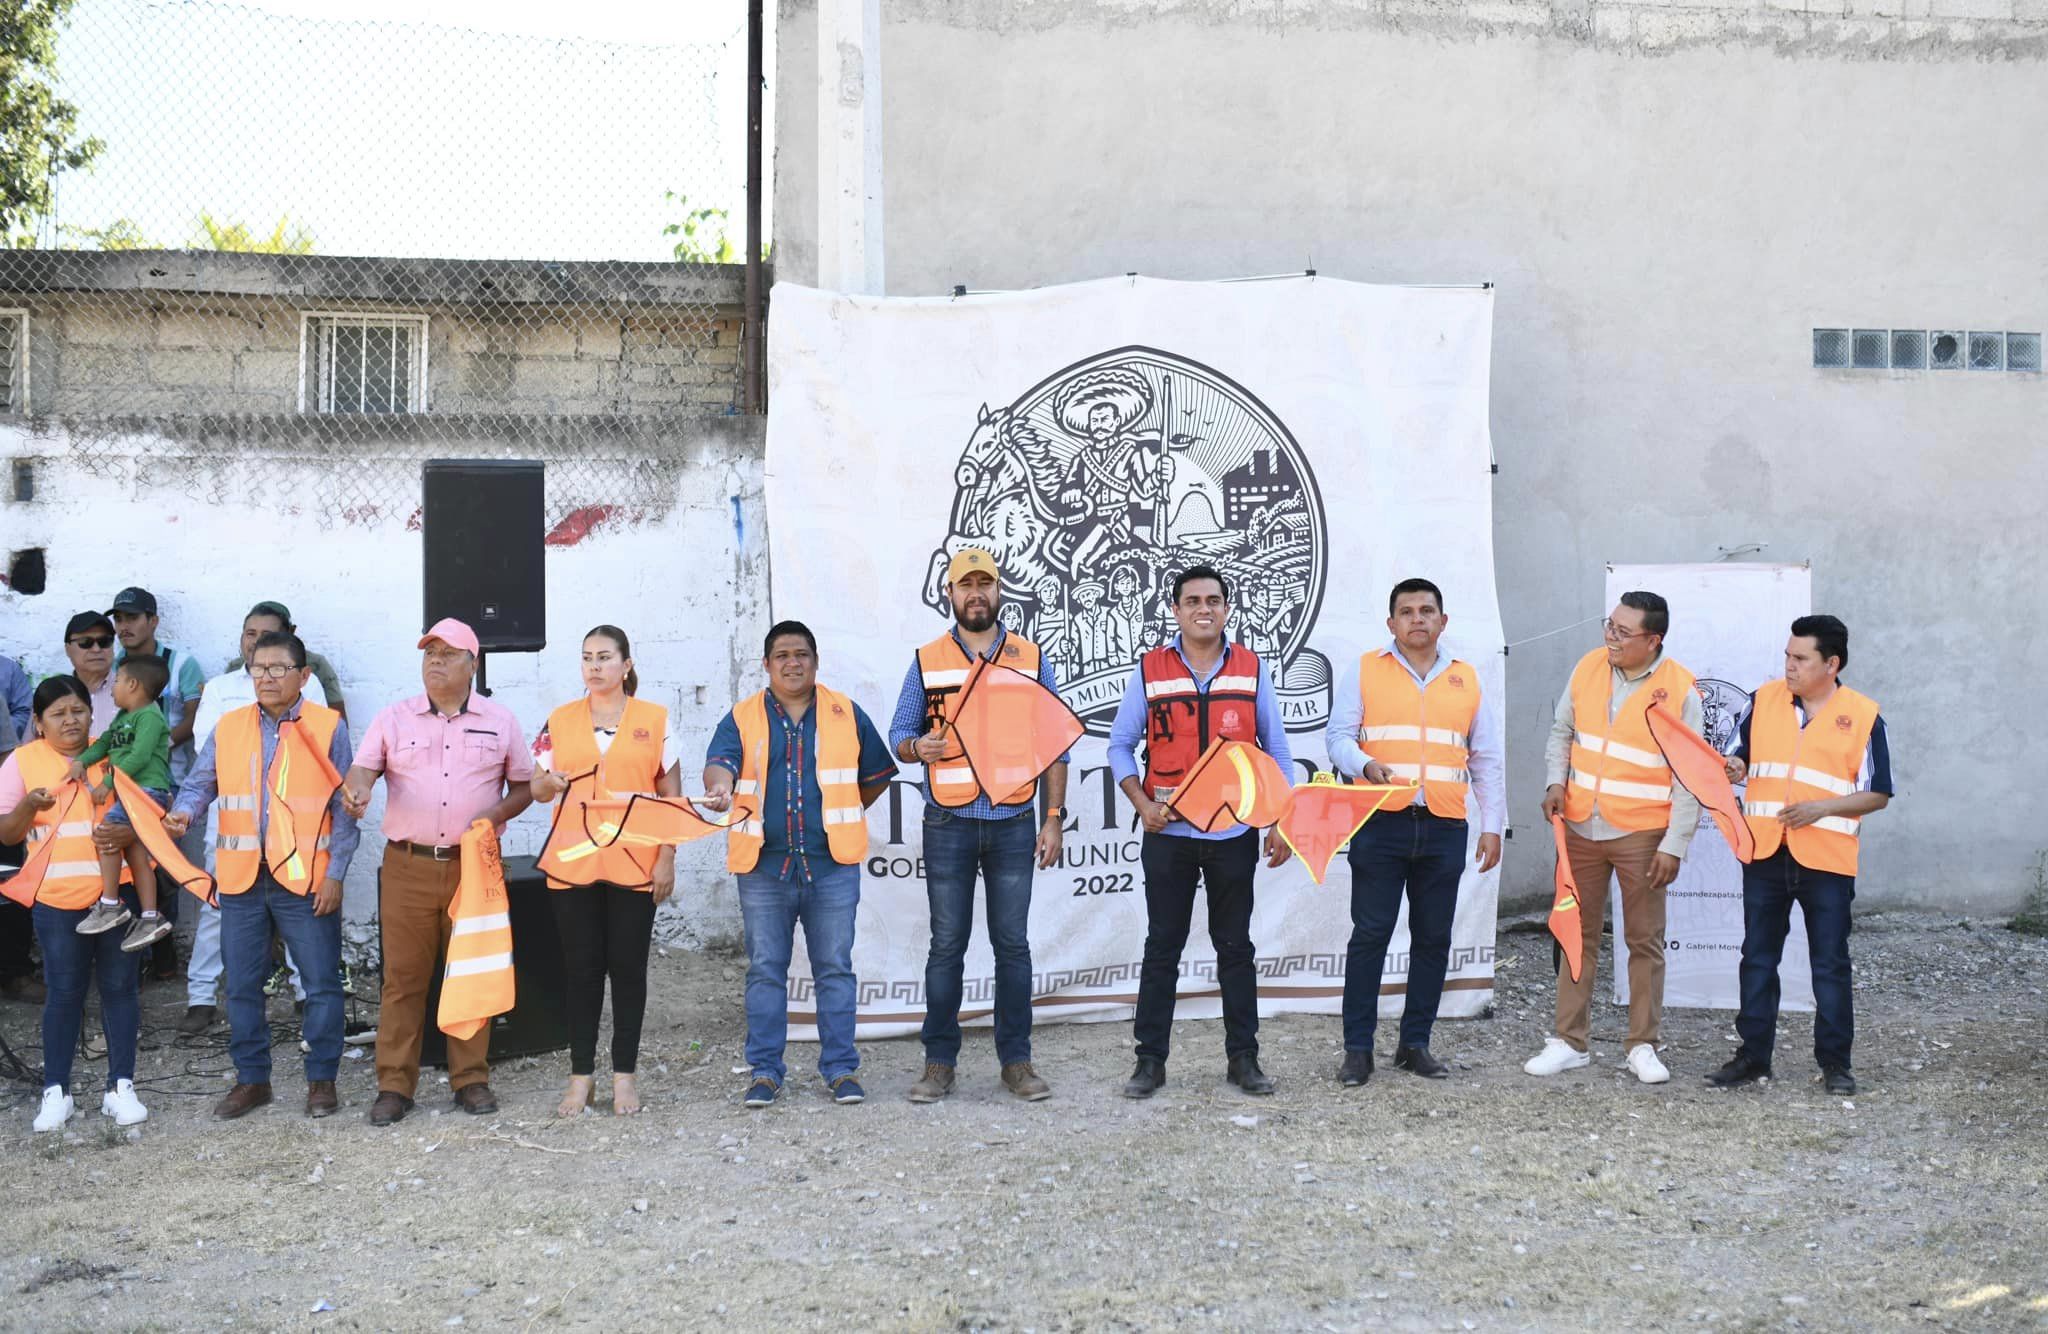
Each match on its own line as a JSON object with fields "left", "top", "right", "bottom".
{"left": 889, "top": 548, "right": 1069, "bottom": 1103}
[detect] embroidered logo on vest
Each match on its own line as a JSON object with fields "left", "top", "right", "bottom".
{"left": 1835, "top": 714, "right": 1854, "bottom": 731}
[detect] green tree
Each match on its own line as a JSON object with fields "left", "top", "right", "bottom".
{"left": 59, "top": 216, "right": 152, "bottom": 250}
{"left": 190, "top": 211, "right": 315, "bottom": 254}
{"left": 664, "top": 190, "right": 738, "bottom": 264}
{"left": 1, "top": 0, "right": 103, "bottom": 246}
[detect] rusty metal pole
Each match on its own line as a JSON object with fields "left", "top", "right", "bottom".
{"left": 743, "top": 0, "right": 765, "bottom": 413}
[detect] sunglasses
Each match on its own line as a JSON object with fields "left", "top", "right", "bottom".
{"left": 69, "top": 635, "right": 115, "bottom": 650}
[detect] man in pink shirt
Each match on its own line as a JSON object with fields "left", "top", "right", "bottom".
{"left": 341, "top": 619, "right": 533, "bottom": 1125}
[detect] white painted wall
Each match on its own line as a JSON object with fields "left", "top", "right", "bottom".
{"left": 0, "top": 416, "right": 766, "bottom": 952}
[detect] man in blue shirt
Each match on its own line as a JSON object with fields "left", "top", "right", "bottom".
{"left": 703, "top": 621, "right": 896, "bottom": 1109}
{"left": 1107, "top": 564, "right": 1293, "bottom": 1099}
{"left": 890, "top": 548, "right": 1069, "bottom": 1104}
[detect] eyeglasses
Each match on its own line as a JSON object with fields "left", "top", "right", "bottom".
{"left": 1603, "top": 618, "right": 1653, "bottom": 643}
{"left": 248, "top": 663, "right": 301, "bottom": 679}
{"left": 69, "top": 635, "right": 114, "bottom": 650}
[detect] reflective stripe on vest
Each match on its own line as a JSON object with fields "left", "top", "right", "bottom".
{"left": 1139, "top": 643, "right": 1262, "bottom": 802}
{"left": 437, "top": 820, "right": 515, "bottom": 1042}
{"left": 1560, "top": 648, "right": 1695, "bottom": 833}
{"left": 916, "top": 632, "right": 1042, "bottom": 808}
{"left": 213, "top": 702, "right": 343, "bottom": 896}
{"left": 537, "top": 696, "right": 670, "bottom": 889}
{"left": 1357, "top": 651, "right": 1481, "bottom": 819}
{"left": 725, "top": 686, "right": 868, "bottom": 873}
{"left": 1743, "top": 679, "right": 1879, "bottom": 876}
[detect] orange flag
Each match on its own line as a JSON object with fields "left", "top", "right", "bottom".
{"left": 1, "top": 781, "right": 92, "bottom": 908}
{"left": 1275, "top": 773, "right": 1413, "bottom": 885}
{"left": 438, "top": 819, "right": 515, "bottom": 1041}
{"left": 109, "top": 769, "right": 216, "bottom": 907}
{"left": 1548, "top": 814, "right": 1584, "bottom": 983}
{"left": 1646, "top": 702, "right": 1755, "bottom": 864}
{"left": 1167, "top": 738, "right": 1293, "bottom": 834}
{"left": 950, "top": 659, "right": 1084, "bottom": 807}
{"left": 548, "top": 793, "right": 735, "bottom": 875}
{"left": 265, "top": 718, "right": 346, "bottom": 894}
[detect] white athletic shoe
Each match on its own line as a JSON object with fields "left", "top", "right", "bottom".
{"left": 1523, "top": 1037, "right": 1592, "bottom": 1076}
{"left": 32, "top": 1085, "right": 74, "bottom": 1133}
{"left": 1625, "top": 1043, "right": 1671, "bottom": 1085}
{"left": 101, "top": 1078, "right": 149, "bottom": 1126}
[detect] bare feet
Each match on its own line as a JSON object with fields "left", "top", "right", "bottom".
{"left": 612, "top": 1073, "right": 642, "bottom": 1116}
{"left": 556, "top": 1075, "right": 594, "bottom": 1119}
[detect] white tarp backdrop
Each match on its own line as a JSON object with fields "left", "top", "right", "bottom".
{"left": 1605, "top": 562, "right": 1814, "bottom": 1012}
{"left": 765, "top": 276, "right": 1504, "bottom": 1041}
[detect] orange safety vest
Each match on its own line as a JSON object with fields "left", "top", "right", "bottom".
{"left": 8, "top": 741, "right": 128, "bottom": 910}
{"left": 1561, "top": 648, "right": 1696, "bottom": 832}
{"left": 537, "top": 696, "right": 669, "bottom": 889}
{"left": 214, "top": 702, "right": 344, "bottom": 896}
{"left": 438, "top": 819, "right": 515, "bottom": 1041}
{"left": 725, "top": 686, "right": 868, "bottom": 873}
{"left": 916, "top": 631, "right": 1042, "bottom": 807}
{"left": 1743, "top": 679, "right": 1880, "bottom": 877}
{"left": 1356, "top": 650, "right": 1481, "bottom": 820}
{"left": 1139, "top": 643, "right": 1261, "bottom": 802}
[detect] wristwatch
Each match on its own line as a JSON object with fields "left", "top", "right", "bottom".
{"left": 1044, "top": 805, "right": 1069, "bottom": 824}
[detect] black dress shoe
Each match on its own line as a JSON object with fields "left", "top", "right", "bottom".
{"left": 1392, "top": 1045, "right": 1448, "bottom": 1079}
{"left": 1822, "top": 1066, "right": 1857, "bottom": 1096}
{"left": 1706, "top": 1054, "right": 1772, "bottom": 1088}
{"left": 1122, "top": 1057, "right": 1167, "bottom": 1099}
{"left": 1226, "top": 1053, "right": 1275, "bottom": 1095}
{"left": 1338, "top": 1049, "right": 1374, "bottom": 1087}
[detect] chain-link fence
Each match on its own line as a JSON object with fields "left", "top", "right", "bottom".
{"left": 0, "top": 0, "right": 758, "bottom": 526}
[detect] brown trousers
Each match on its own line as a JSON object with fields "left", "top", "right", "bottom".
{"left": 374, "top": 845, "right": 489, "bottom": 1096}
{"left": 1554, "top": 826, "right": 1668, "bottom": 1052}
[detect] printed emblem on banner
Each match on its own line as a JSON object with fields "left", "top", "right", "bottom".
{"left": 1692, "top": 679, "right": 1748, "bottom": 753}
{"left": 922, "top": 347, "right": 1330, "bottom": 736}
{"left": 1835, "top": 714, "right": 1853, "bottom": 731}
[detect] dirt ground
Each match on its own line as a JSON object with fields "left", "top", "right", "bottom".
{"left": 2, "top": 910, "right": 2044, "bottom": 1333}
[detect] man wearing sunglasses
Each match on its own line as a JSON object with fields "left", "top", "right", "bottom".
{"left": 1525, "top": 591, "right": 1704, "bottom": 1086}
{"left": 57, "top": 613, "right": 120, "bottom": 734}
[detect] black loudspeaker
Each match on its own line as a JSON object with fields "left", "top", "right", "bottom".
{"left": 421, "top": 459, "right": 545, "bottom": 652}
{"left": 400, "top": 854, "right": 570, "bottom": 1066}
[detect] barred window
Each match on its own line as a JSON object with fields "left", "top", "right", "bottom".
{"left": 302, "top": 313, "right": 429, "bottom": 413}
{"left": 0, "top": 311, "right": 26, "bottom": 413}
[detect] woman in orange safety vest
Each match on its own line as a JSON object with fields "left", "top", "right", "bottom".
{"left": 530, "top": 625, "right": 681, "bottom": 1118}
{"left": 0, "top": 676, "right": 146, "bottom": 1133}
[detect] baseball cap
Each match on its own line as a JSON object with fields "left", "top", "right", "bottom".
{"left": 944, "top": 547, "right": 1000, "bottom": 586}
{"left": 65, "top": 611, "right": 115, "bottom": 641}
{"left": 418, "top": 617, "right": 481, "bottom": 657}
{"left": 245, "top": 600, "right": 293, "bottom": 626}
{"left": 106, "top": 587, "right": 158, "bottom": 617}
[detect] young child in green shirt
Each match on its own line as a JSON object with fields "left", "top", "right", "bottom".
{"left": 65, "top": 654, "right": 175, "bottom": 953}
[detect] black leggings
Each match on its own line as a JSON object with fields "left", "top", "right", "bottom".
{"left": 549, "top": 881, "right": 655, "bottom": 1076}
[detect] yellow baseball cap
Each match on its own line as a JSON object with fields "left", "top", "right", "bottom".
{"left": 945, "top": 547, "right": 1000, "bottom": 585}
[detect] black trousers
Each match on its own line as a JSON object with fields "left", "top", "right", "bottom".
{"left": 1133, "top": 829, "right": 1260, "bottom": 1062}
{"left": 0, "top": 839, "right": 31, "bottom": 982}
{"left": 549, "top": 881, "right": 656, "bottom": 1076}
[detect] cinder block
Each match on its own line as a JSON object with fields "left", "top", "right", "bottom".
{"left": 58, "top": 310, "right": 153, "bottom": 350}
{"left": 580, "top": 321, "right": 624, "bottom": 360}
{"left": 1845, "top": 0, "right": 1905, "bottom": 20}
{"left": 234, "top": 350, "right": 301, "bottom": 395}
{"left": 148, "top": 349, "right": 237, "bottom": 390}
{"left": 1593, "top": 6, "right": 1636, "bottom": 38}
{"left": 2018, "top": 0, "right": 2048, "bottom": 20}
{"left": 57, "top": 346, "right": 148, "bottom": 388}
{"left": 1929, "top": 0, "right": 2009, "bottom": 19}
{"left": 515, "top": 321, "right": 579, "bottom": 360}
{"left": 1635, "top": 8, "right": 1728, "bottom": 43}
{"left": 154, "top": 312, "right": 259, "bottom": 352}
{"left": 510, "top": 359, "right": 605, "bottom": 403}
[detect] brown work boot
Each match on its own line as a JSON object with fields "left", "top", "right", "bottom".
{"left": 367, "top": 1091, "right": 414, "bottom": 1126}
{"left": 1002, "top": 1062, "right": 1052, "bottom": 1101}
{"left": 213, "top": 1082, "right": 273, "bottom": 1120}
{"left": 305, "top": 1080, "right": 339, "bottom": 1118}
{"left": 906, "top": 1062, "right": 955, "bottom": 1103}
{"left": 454, "top": 1083, "right": 499, "bottom": 1115}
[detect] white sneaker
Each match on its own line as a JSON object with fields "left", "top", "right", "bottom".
{"left": 101, "top": 1078, "right": 149, "bottom": 1126}
{"left": 1523, "top": 1037, "right": 1592, "bottom": 1076}
{"left": 32, "top": 1085, "right": 74, "bottom": 1133}
{"left": 1626, "top": 1043, "right": 1671, "bottom": 1084}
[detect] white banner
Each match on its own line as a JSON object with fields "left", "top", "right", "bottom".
{"left": 765, "top": 276, "right": 1504, "bottom": 1039}
{"left": 1605, "top": 562, "right": 1814, "bottom": 1012}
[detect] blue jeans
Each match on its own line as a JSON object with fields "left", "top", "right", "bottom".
{"left": 220, "top": 869, "right": 344, "bottom": 1083}
{"left": 921, "top": 807, "right": 1037, "bottom": 1066}
{"left": 32, "top": 901, "right": 140, "bottom": 1093}
{"left": 1738, "top": 848, "right": 1856, "bottom": 1072}
{"left": 738, "top": 861, "right": 860, "bottom": 1084}
{"left": 1343, "top": 809, "right": 1467, "bottom": 1052}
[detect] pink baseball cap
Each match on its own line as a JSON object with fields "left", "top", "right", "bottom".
{"left": 418, "top": 617, "right": 480, "bottom": 656}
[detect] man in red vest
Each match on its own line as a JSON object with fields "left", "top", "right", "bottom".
{"left": 1709, "top": 615, "right": 1891, "bottom": 1096}
{"left": 1106, "top": 564, "right": 1293, "bottom": 1098}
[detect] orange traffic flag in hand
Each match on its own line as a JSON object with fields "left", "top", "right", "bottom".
{"left": 1, "top": 781, "right": 93, "bottom": 908}
{"left": 110, "top": 769, "right": 216, "bottom": 906}
{"left": 1548, "top": 814, "right": 1585, "bottom": 984}
{"left": 1167, "top": 738, "right": 1293, "bottom": 834}
{"left": 439, "top": 819, "right": 515, "bottom": 1041}
{"left": 265, "top": 718, "right": 345, "bottom": 894}
{"left": 547, "top": 793, "right": 735, "bottom": 879}
{"left": 950, "top": 659, "right": 1084, "bottom": 807}
{"left": 1647, "top": 702, "right": 1755, "bottom": 864}
{"left": 1275, "top": 773, "right": 1413, "bottom": 885}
